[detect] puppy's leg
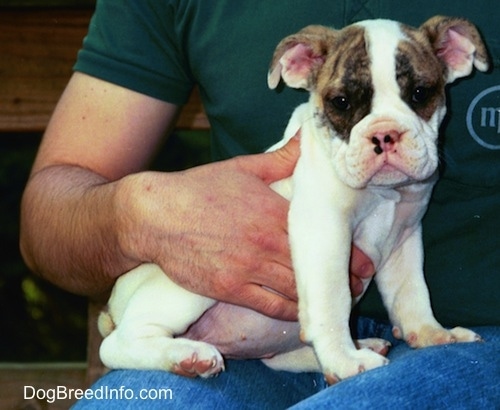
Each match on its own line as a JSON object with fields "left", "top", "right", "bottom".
{"left": 263, "top": 346, "right": 320, "bottom": 373}
{"left": 99, "top": 264, "right": 224, "bottom": 378}
{"left": 376, "top": 226, "right": 482, "bottom": 348}
{"left": 262, "top": 339, "right": 391, "bottom": 375}
{"left": 289, "top": 134, "right": 388, "bottom": 383}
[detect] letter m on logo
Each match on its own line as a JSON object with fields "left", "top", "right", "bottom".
{"left": 480, "top": 107, "right": 500, "bottom": 133}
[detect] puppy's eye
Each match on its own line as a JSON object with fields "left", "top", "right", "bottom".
{"left": 412, "top": 86, "right": 430, "bottom": 104}
{"left": 330, "top": 96, "right": 351, "bottom": 111}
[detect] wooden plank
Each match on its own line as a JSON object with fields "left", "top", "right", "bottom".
{"left": 0, "top": 363, "right": 87, "bottom": 409}
{"left": 0, "top": 9, "right": 92, "bottom": 132}
{"left": 2, "top": 1, "right": 95, "bottom": 6}
{"left": 0, "top": 8, "right": 209, "bottom": 132}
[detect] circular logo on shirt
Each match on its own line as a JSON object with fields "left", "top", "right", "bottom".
{"left": 466, "top": 85, "right": 500, "bottom": 150}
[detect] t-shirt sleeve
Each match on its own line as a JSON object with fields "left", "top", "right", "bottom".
{"left": 74, "top": 0, "right": 194, "bottom": 105}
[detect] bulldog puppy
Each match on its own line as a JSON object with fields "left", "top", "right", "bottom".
{"left": 98, "top": 16, "right": 489, "bottom": 383}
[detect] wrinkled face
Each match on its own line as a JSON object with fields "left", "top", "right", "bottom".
{"left": 316, "top": 21, "right": 446, "bottom": 188}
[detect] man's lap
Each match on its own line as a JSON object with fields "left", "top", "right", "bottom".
{"left": 73, "top": 319, "right": 500, "bottom": 409}
{"left": 293, "top": 324, "right": 500, "bottom": 409}
{"left": 73, "top": 360, "right": 325, "bottom": 409}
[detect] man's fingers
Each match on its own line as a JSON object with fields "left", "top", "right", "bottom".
{"left": 350, "top": 245, "right": 375, "bottom": 296}
{"left": 350, "top": 245, "right": 375, "bottom": 279}
{"left": 236, "top": 284, "right": 298, "bottom": 321}
{"left": 236, "top": 132, "right": 301, "bottom": 184}
{"left": 350, "top": 275, "right": 365, "bottom": 297}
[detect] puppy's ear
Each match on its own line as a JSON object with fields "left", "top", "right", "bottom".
{"left": 268, "top": 25, "right": 335, "bottom": 90}
{"left": 420, "top": 16, "right": 490, "bottom": 83}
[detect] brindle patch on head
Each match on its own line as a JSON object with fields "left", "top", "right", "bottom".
{"left": 316, "top": 26, "right": 373, "bottom": 141}
{"left": 396, "top": 26, "right": 446, "bottom": 121}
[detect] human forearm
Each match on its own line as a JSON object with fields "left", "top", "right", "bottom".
{"left": 19, "top": 74, "right": 181, "bottom": 299}
{"left": 20, "top": 165, "right": 136, "bottom": 298}
{"left": 21, "top": 140, "right": 302, "bottom": 316}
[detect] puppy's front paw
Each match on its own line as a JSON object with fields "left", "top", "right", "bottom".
{"left": 448, "top": 326, "right": 483, "bottom": 343}
{"left": 396, "top": 325, "right": 482, "bottom": 348}
{"left": 322, "top": 348, "right": 389, "bottom": 385}
{"left": 169, "top": 340, "right": 225, "bottom": 378}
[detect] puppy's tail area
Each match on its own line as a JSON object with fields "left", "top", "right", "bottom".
{"left": 97, "top": 309, "right": 115, "bottom": 337}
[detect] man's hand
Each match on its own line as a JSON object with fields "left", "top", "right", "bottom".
{"left": 21, "top": 74, "right": 374, "bottom": 314}
{"left": 118, "top": 135, "right": 374, "bottom": 321}
{"left": 349, "top": 246, "right": 375, "bottom": 297}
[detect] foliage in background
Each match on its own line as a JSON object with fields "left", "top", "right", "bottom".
{"left": 0, "top": 130, "right": 210, "bottom": 361}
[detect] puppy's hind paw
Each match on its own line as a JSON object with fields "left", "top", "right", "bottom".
{"left": 170, "top": 342, "right": 225, "bottom": 378}
{"left": 173, "top": 353, "right": 225, "bottom": 378}
{"left": 355, "top": 338, "right": 392, "bottom": 356}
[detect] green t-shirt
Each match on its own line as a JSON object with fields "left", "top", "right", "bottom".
{"left": 75, "top": 0, "right": 500, "bottom": 327}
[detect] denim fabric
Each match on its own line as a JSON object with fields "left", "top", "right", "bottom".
{"left": 73, "top": 318, "right": 500, "bottom": 409}
{"left": 73, "top": 361, "right": 326, "bottom": 409}
{"left": 293, "top": 321, "right": 500, "bottom": 409}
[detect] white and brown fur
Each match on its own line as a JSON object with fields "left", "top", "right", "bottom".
{"left": 98, "top": 16, "right": 489, "bottom": 383}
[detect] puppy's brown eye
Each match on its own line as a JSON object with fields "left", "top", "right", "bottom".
{"left": 412, "top": 87, "right": 430, "bottom": 104}
{"left": 330, "top": 96, "right": 351, "bottom": 111}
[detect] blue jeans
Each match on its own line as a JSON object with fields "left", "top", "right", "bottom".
{"left": 73, "top": 318, "right": 500, "bottom": 409}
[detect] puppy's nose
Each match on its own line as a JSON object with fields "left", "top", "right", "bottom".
{"left": 371, "top": 130, "right": 401, "bottom": 155}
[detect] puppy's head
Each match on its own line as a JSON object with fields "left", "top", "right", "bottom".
{"left": 269, "top": 17, "right": 489, "bottom": 188}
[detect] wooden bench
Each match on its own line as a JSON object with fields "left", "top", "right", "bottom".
{"left": 1, "top": 6, "right": 208, "bottom": 409}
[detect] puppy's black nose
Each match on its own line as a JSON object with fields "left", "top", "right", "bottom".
{"left": 371, "top": 136, "right": 383, "bottom": 155}
{"left": 371, "top": 131, "right": 400, "bottom": 155}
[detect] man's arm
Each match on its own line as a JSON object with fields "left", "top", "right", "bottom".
{"left": 20, "top": 72, "right": 178, "bottom": 297}
{"left": 20, "top": 72, "right": 302, "bottom": 319}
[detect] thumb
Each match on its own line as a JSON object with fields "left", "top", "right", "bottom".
{"left": 239, "top": 131, "right": 301, "bottom": 184}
